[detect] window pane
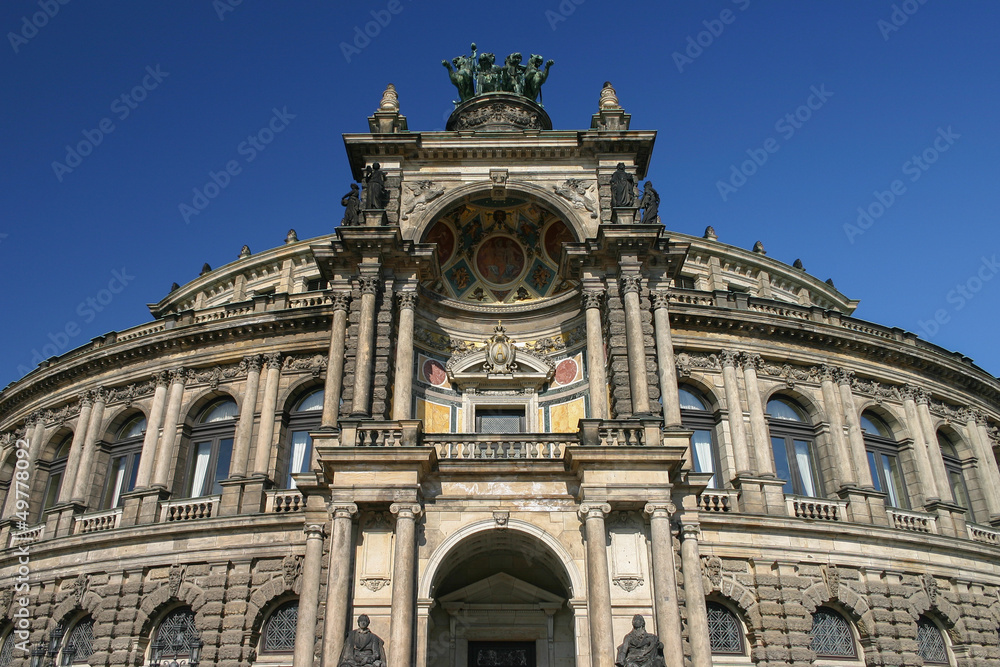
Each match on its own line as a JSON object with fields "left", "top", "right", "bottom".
{"left": 691, "top": 430, "right": 716, "bottom": 488}
{"left": 867, "top": 451, "right": 883, "bottom": 493}
{"left": 882, "top": 454, "right": 907, "bottom": 508}
{"left": 287, "top": 432, "right": 313, "bottom": 489}
{"left": 190, "top": 442, "right": 212, "bottom": 497}
{"left": 0, "top": 630, "right": 15, "bottom": 666}
{"left": 811, "top": 608, "right": 856, "bottom": 658}
{"left": 263, "top": 602, "right": 298, "bottom": 653}
{"left": 211, "top": 439, "right": 234, "bottom": 495}
{"left": 793, "top": 440, "right": 816, "bottom": 497}
{"left": 771, "top": 437, "right": 793, "bottom": 494}
{"left": 767, "top": 398, "right": 803, "bottom": 421}
{"left": 201, "top": 399, "right": 238, "bottom": 423}
{"left": 948, "top": 471, "right": 969, "bottom": 510}
{"left": 678, "top": 387, "right": 707, "bottom": 411}
{"left": 917, "top": 618, "right": 948, "bottom": 664}
{"left": 103, "top": 456, "right": 127, "bottom": 509}
{"left": 156, "top": 609, "right": 198, "bottom": 658}
{"left": 43, "top": 471, "right": 63, "bottom": 510}
{"left": 126, "top": 453, "right": 141, "bottom": 496}
{"left": 295, "top": 389, "right": 324, "bottom": 412}
{"left": 860, "top": 413, "right": 890, "bottom": 437}
{"left": 65, "top": 617, "right": 94, "bottom": 660}
{"left": 120, "top": 416, "right": 147, "bottom": 439}
{"left": 707, "top": 603, "right": 744, "bottom": 654}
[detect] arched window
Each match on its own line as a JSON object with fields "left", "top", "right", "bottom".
{"left": 767, "top": 397, "right": 821, "bottom": 497}
{"left": 261, "top": 600, "right": 298, "bottom": 654}
{"left": 811, "top": 607, "right": 856, "bottom": 659}
{"left": 707, "top": 602, "right": 745, "bottom": 655}
{"left": 151, "top": 608, "right": 202, "bottom": 663}
{"left": 186, "top": 398, "right": 238, "bottom": 498}
{"left": 861, "top": 412, "right": 908, "bottom": 509}
{"left": 284, "top": 389, "right": 323, "bottom": 489}
{"left": 101, "top": 414, "right": 146, "bottom": 509}
{"left": 937, "top": 432, "right": 971, "bottom": 519}
{"left": 40, "top": 435, "right": 73, "bottom": 520}
{"left": 0, "top": 627, "right": 16, "bottom": 667}
{"left": 679, "top": 386, "right": 719, "bottom": 488}
{"left": 59, "top": 616, "right": 95, "bottom": 665}
{"left": 916, "top": 616, "right": 950, "bottom": 665}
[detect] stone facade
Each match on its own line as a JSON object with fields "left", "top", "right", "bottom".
{"left": 0, "top": 83, "right": 999, "bottom": 667}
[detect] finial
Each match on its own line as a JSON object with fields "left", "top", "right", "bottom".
{"left": 378, "top": 83, "right": 399, "bottom": 112}
{"left": 599, "top": 81, "right": 620, "bottom": 111}
{"left": 703, "top": 226, "right": 717, "bottom": 241}
{"left": 793, "top": 258, "right": 804, "bottom": 270}
{"left": 200, "top": 263, "right": 211, "bottom": 275}
{"left": 286, "top": 229, "right": 298, "bottom": 244}
{"left": 239, "top": 245, "right": 251, "bottom": 259}
{"left": 826, "top": 278, "right": 836, "bottom": 287}
{"left": 170, "top": 282, "right": 180, "bottom": 292}
{"left": 752, "top": 241, "right": 766, "bottom": 255}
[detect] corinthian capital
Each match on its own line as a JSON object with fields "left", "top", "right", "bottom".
{"left": 397, "top": 291, "right": 418, "bottom": 310}
{"left": 650, "top": 290, "right": 671, "bottom": 310}
{"left": 718, "top": 349, "right": 739, "bottom": 368}
{"left": 737, "top": 352, "right": 762, "bottom": 371}
{"left": 331, "top": 291, "right": 351, "bottom": 312}
{"left": 265, "top": 352, "right": 283, "bottom": 370}
{"left": 242, "top": 354, "right": 263, "bottom": 374}
{"left": 582, "top": 289, "right": 604, "bottom": 310}
{"left": 817, "top": 364, "right": 840, "bottom": 382}
{"left": 169, "top": 367, "right": 188, "bottom": 384}
{"left": 358, "top": 275, "right": 380, "bottom": 295}
{"left": 620, "top": 275, "right": 641, "bottom": 295}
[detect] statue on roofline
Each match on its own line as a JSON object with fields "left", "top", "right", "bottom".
{"left": 443, "top": 43, "right": 554, "bottom": 104}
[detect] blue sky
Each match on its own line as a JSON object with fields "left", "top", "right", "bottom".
{"left": 1, "top": 1, "right": 998, "bottom": 390}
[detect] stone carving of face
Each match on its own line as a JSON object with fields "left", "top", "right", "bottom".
{"left": 358, "top": 614, "right": 370, "bottom": 630}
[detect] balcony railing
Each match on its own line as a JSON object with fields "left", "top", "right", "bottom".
{"left": 698, "top": 489, "right": 738, "bottom": 513}
{"left": 74, "top": 507, "right": 122, "bottom": 535}
{"left": 266, "top": 490, "right": 304, "bottom": 513}
{"left": 968, "top": 523, "right": 1000, "bottom": 545}
{"left": 160, "top": 495, "right": 220, "bottom": 523}
{"left": 886, "top": 507, "right": 937, "bottom": 534}
{"left": 786, "top": 496, "right": 847, "bottom": 521}
{"left": 428, "top": 434, "right": 573, "bottom": 460}
{"left": 9, "top": 523, "right": 44, "bottom": 547}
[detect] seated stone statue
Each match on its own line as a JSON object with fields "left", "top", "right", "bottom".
{"left": 615, "top": 615, "right": 665, "bottom": 667}
{"left": 339, "top": 614, "right": 386, "bottom": 667}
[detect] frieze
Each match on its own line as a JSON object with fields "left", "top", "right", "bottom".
{"left": 104, "top": 378, "right": 157, "bottom": 408}
{"left": 400, "top": 180, "right": 445, "bottom": 220}
{"left": 675, "top": 351, "right": 719, "bottom": 376}
{"left": 552, "top": 179, "right": 598, "bottom": 218}
{"left": 282, "top": 354, "right": 329, "bottom": 378}
{"left": 185, "top": 362, "right": 245, "bottom": 388}
{"left": 452, "top": 102, "right": 543, "bottom": 131}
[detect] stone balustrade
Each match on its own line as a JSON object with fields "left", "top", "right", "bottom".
{"left": 968, "top": 522, "right": 1000, "bottom": 545}
{"left": 886, "top": 507, "right": 937, "bottom": 534}
{"left": 160, "top": 495, "right": 220, "bottom": 522}
{"left": 698, "top": 489, "right": 738, "bottom": 513}
{"left": 786, "top": 495, "right": 847, "bottom": 521}
{"left": 429, "top": 434, "right": 572, "bottom": 460}
{"left": 74, "top": 507, "right": 122, "bottom": 534}
{"left": 266, "top": 490, "right": 305, "bottom": 513}
{"left": 10, "top": 523, "right": 44, "bottom": 547}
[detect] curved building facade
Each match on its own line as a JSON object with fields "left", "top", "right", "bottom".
{"left": 1, "top": 81, "right": 1000, "bottom": 667}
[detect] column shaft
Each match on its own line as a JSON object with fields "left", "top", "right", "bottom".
{"left": 720, "top": 352, "right": 752, "bottom": 475}
{"left": 293, "top": 524, "right": 326, "bottom": 667}
{"left": 916, "top": 399, "right": 953, "bottom": 500}
{"left": 71, "top": 390, "right": 106, "bottom": 503}
{"left": 253, "top": 354, "right": 283, "bottom": 476}
{"left": 621, "top": 279, "right": 651, "bottom": 415}
{"left": 645, "top": 504, "right": 683, "bottom": 667}
{"left": 152, "top": 371, "right": 186, "bottom": 489}
{"left": 966, "top": 414, "right": 1000, "bottom": 519}
{"left": 3, "top": 417, "right": 46, "bottom": 518}
{"left": 230, "top": 356, "right": 262, "bottom": 478}
{"left": 680, "top": 522, "right": 712, "bottom": 667}
{"left": 838, "top": 377, "right": 874, "bottom": 487}
{"left": 391, "top": 293, "right": 417, "bottom": 421}
{"left": 321, "top": 296, "right": 351, "bottom": 428}
{"left": 135, "top": 374, "right": 169, "bottom": 489}
{"left": 389, "top": 503, "right": 421, "bottom": 667}
{"left": 351, "top": 277, "right": 379, "bottom": 417}
{"left": 741, "top": 357, "right": 775, "bottom": 475}
{"left": 820, "top": 371, "right": 856, "bottom": 487}
{"left": 902, "top": 393, "right": 938, "bottom": 504}
{"left": 322, "top": 504, "right": 358, "bottom": 662}
{"left": 58, "top": 396, "right": 93, "bottom": 503}
{"left": 583, "top": 291, "right": 609, "bottom": 420}
{"left": 580, "top": 503, "right": 614, "bottom": 666}
{"left": 651, "top": 293, "right": 681, "bottom": 428}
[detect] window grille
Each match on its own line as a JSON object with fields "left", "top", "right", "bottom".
{"left": 707, "top": 603, "right": 744, "bottom": 654}
{"left": 476, "top": 409, "right": 524, "bottom": 434}
{"left": 811, "top": 608, "right": 856, "bottom": 658}
{"left": 155, "top": 609, "right": 199, "bottom": 658}
{"left": 66, "top": 618, "right": 95, "bottom": 660}
{"left": 262, "top": 602, "right": 298, "bottom": 653}
{"left": 917, "top": 618, "right": 949, "bottom": 664}
{"left": 0, "top": 632, "right": 15, "bottom": 667}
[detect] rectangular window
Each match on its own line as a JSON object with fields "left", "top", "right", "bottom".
{"left": 211, "top": 438, "right": 234, "bottom": 495}
{"left": 103, "top": 456, "right": 127, "bottom": 509}
{"left": 771, "top": 437, "right": 793, "bottom": 494}
{"left": 882, "top": 454, "right": 907, "bottom": 508}
{"left": 867, "top": 451, "right": 883, "bottom": 493}
{"left": 792, "top": 439, "right": 817, "bottom": 497}
{"left": 41, "top": 471, "right": 63, "bottom": 517}
{"left": 189, "top": 442, "right": 212, "bottom": 497}
{"left": 287, "top": 431, "right": 313, "bottom": 488}
{"left": 475, "top": 408, "right": 525, "bottom": 434}
{"left": 691, "top": 430, "right": 717, "bottom": 488}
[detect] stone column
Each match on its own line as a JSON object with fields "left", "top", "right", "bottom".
{"left": 293, "top": 523, "right": 326, "bottom": 667}
{"left": 391, "top": 292, "right": 418, "bottom": 421}
{"left": 644, "top": 503, "right": 683, "bottom": 667}
{"left": 964, "top": 410, "right": 1000, "bottom": 521}
{"left": 230, "top": 355, "right": 262, "bottom": 478}
{"left": 915, "top": 391, "right": 952, "bottom": 501}
{"left": 2, "top": 414, "right": 45, "bottom": 518}
{"left": 719, "top": 351, "right": 752, "bottom": 476}
{"left": 620, "top": 275, "right": 652, "bottom": 415}
{"left": 58, "top": 393, "right": 93, "bottom": 504}
{"left": 321, "top": 292, "right": 351, "bottom": 428}
{"left": 583, "top": 290, "right": 609, "bottom": 420}
{"left": 71, "top": 387, "right": 107, "bottom": 504}
{"left": 351, "top": 275, "right": 380, "bottom": 418}
{"left": 152, "top": 369, "right": 187, "bottom": 489}
{"left": 901, "top": 385, "right": 938, "bottom": 505}
{"left": 134, "top": 372, "right": 170, "bottom": 489}
{"left": 837, "top": 370, "right": 874, "bottom": 487}
{"left": 739, "top": 353, "right": 774, "bottom": 475}
{"left": 651, "top": 291, "right": 681, "bottom": 428}
{"left": 819, "top": 365, "right": 857, "bottom": 488}
{"left": 322, "top": 503, "right": 358, "bottom": 661}
{"left": 252, "top": 353, "right": 283, "bottom": 477}
{"left": 679, "top": 520, "right": 712, "bottom": 667}
{"left": 389, "top": 503, "right": 421, "bottom": 667}
{"left": 579, "top": 502, "right": 614, "bottom": 666}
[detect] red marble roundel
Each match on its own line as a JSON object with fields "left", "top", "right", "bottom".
{"left": 423, "top": 359, "right": 447, "bottom": 386}
{"left": 554, "top": 358, "right": 578, "bottom": 386}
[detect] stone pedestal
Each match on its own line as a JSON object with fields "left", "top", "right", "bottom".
{"left": 611, "top": 207, "right": 638, "bottom": 225}
{"left": 119, "top": 487, "right": 171, "bottom": 527}
{"left": 363, "top": 209, "right": 388, "bottom": 226}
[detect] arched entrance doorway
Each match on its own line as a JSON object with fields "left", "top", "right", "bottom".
{"left": 420, "top": 521, "right": 582, "bottom": 667}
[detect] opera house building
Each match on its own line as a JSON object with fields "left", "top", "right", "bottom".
{"left": 2, "top": 57, "right": 999, "bottom": 667}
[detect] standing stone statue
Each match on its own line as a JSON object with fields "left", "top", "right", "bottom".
{"left": 610, "top": 163, "right": 637, "bottom": 208}
{"left": 615, "top": 615, "right": 666, "bottom": 667}
{"left": 339, "top": 615, "right": 385, "bottom": 667}
{"left": 362, "top": 163, "right": 389, "bottom": 210}
{"left": 638, "top": 181, "right": 660, "bottom": 224}
{"left": 340, "top": 183, "right": 360, "bottom": 226}
{"left": 443, "top": 55, "right": 475, "bottom": 102}
{"left": 522, "top": 54, "right": 554, "bottom": 103}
